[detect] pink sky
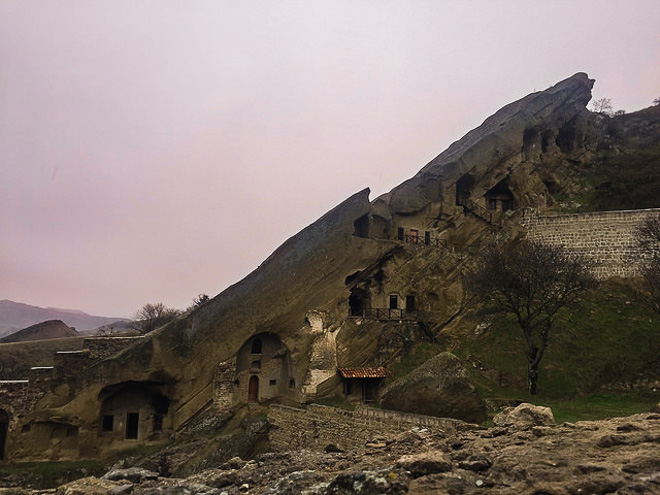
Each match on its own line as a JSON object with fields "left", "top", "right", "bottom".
{"left": 1, "top": 1, "right": 659, "bottom": 317}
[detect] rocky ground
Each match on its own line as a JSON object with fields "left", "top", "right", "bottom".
{"left": 3, "top": 404, "right": 660, "bottom": 494}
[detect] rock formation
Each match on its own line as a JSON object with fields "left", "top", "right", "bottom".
{"left": 380, "top": 353, "right": 487, "bottom": 423}
{"left": 6, "top": 71, "right": 657, "bottom": 465}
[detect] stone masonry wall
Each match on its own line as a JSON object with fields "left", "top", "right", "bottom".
{"left": 268, "top": 404, "right": 468, "bottom": 453}
{"left": 521, "top": 208, "right": 660, "bottom": 278}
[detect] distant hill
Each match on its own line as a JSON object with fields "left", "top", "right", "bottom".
{"left": 0, "top": 320, "right": 79, "bottom": 343}
{"left": 0, "top": 300, "right": 127, "bottom": 337}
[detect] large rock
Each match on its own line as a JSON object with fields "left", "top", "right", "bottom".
{"left": 380, "top": 352, "right": 487, "bottom": 423}
{"left": 492, "top": 402, "right": 555, "bottom": 428}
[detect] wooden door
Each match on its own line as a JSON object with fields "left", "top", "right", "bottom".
{"left": 248, "top": 375, "right": 259, "bottom": 403}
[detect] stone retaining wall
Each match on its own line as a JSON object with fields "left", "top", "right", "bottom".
{"left": 268, "top": 403, "right": 467, "bottom": 453}
{"left": 521, "top": 208, "right": 660, "bottom": 278}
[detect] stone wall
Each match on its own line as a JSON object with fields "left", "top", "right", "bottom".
{"left": 83, "top": 336, "right": 144, "bottom": 362}
{"left": 521, "top": 208, "right": 660, "bottom": 278}
{"left": 268, "top": 403, "right": 468, "bottom": 453}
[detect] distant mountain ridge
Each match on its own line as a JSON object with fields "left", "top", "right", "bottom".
{"left": 0, "top": 299, "right": 127, "bottom": 338}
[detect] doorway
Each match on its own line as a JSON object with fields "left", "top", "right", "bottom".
{"left": 125, "top": 412, "right": 139, "bottom": 439}
{"left": 248, "top": 376, "right": 259, "bottom": 403}
{"left": 0, "top": 410, "right": 8, "bottom": 460}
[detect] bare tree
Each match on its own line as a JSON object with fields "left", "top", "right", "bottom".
{"left": 636, "top": 215, "right": 660, "bottom": 314}
{"left": 591, "top": 97, "right": 613, "bottom": 116}
{"left": 132, "top": 303, "right": 182, "bottom": 334}
{"left": 466, "top": 240, "right": 596, "bottom": 394}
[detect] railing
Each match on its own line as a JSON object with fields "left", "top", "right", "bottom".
{"left": 349, "top": 308, "right": 436, "bottom": 343}
{"left": 349, "top": 308, "right": 418, "bottom": 320}
{"left": 398, "top": 234, "right": 445, "bottom": 247}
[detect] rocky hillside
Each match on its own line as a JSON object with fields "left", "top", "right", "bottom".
{"left": 8, "top": 404, "right": 660, "bottom": 494}
{"left": 0, "top": 319, "right": 78, "bottom": 343}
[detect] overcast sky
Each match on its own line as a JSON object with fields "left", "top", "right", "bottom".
{"left": 1, "top": 1, "right": 658, "bottom": 317}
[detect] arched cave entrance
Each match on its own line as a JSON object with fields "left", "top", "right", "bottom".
{"left": 98, "top": 382, "right": 171, "bottom": 442}
{"left": 0, "top": 410, "right": 8, "bottom": 460}
{"left": 234, "top": 333, "right": 298, "bottom": 405}
{"left": 484, "top": 179, "right": 514, "bottom": 212}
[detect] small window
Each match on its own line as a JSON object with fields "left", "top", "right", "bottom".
{"left": 397, "top": 227, "right": 404, "bottom": 241}
{"left": 153, "top": 414, "right": 163, "bottom": 432}
{"left": 289, "top": 379, "right": 295, "bottom": 389}
{"left": 251, "top": 360, "right": 261, "bottom": 370}
{"left": 233, "top": 379, "right": 240, "bottom": 386}
{"left": 424, "top": 231, "right": 431, "bottom": 245}
{"left": 487, "top": 198, "right": 497, "bottom": 211}
{"left": 251, "top": 338, "right": 262, "bottom": 354}
{"left": 21, "top": 424, "right": 31, "bottom": 433}
{"left": 269, "top": 379, "right": 277, "bottom": 386}
{"left": 102, "top": 415, "right": 114, "bottom": 432}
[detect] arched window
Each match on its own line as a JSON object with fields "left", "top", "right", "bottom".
{"left": 251, "top": 338, "right": 262, "bottom": 354}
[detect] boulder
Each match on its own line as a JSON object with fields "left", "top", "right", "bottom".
{"left": 101, "top": 467, "right": 159, "bottom": 484}
{"left": 492, "top": 403, "right": 555, "bottom": 428}
{"left": 55, "top": 476, "right": 130, "bottom": 495}
{"left": 395, "top": 451, "right": 452, "bottom": 477}
{"left": 380, "top": 352, "right": 487, "bottom": 423}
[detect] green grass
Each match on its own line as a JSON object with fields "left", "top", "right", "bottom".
{"left": 313, "top": 396, "right": 355, "bottom": 410}
{"left": 537, "top": 392, "right": 658, "bottom": 423}
{"left": 389, "top": 342, "right": 442, "bottom": 379}
{"left": 451, "top": 280, "right": 659, "bottom": 420}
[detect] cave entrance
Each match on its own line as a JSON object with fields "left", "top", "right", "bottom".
{"left": 484, "top": 180, "right": 514, "bottom": 212}
{"left": 456, "top": 174, "right": 475, "bottom": 206}
{"left": 349, "top": 288, "right": 371, "bottom": 317}
{"left": 0, "top": 410, "right": 8, "bottom": 460}
{"left": 248, "top": 376, "right": 259, "bottom": 403}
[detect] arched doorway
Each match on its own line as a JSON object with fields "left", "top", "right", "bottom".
{"left": 248, "top": 376, "right": 259, "bottom": 403}
{"left": 0, "top": 410, "right": 8, "bottom": 460}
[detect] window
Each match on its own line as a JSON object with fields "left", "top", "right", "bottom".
{"left": 397, "top": 227, "right": 404, "bottom": 241}
{"left": 251, "top": 360, "right": 261, "bottom": 371}
{"left": 424, "top": 231, "right": 431, "bottom": 245}
{"left": 102, "top": 415, "right": 114, "bottom": 432}
{"left": 153, "top": 414, "right": 164, "bottom": 432}
{"left": 269, "top": 379, "right": 277, "bottom": 386}
{"left": 406, "top": 295, "right": 415, "bottom": 311}
{"left": 251, "top": 338, "right": 262, "bottom": 354}
{"left": 487, "top": 198, "right": 497, "bottom": 211}
{"left": 289, "top": 379, "right": 296, "bottom": 389}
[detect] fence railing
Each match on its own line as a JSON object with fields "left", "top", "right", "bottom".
{"left": 349, "top": 307, "right": 418, "bottom": 321}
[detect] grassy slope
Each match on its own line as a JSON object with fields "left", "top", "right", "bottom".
{"left": 440, "top": 280, "right": 659, "bottom": 422}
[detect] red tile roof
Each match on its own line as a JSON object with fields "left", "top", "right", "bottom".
{"left": 337, "top": 367, "right": 392, "bottom": 379}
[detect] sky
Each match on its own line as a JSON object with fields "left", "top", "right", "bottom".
{"left": 1, "top": 1, "right": 659, "bottom": 318}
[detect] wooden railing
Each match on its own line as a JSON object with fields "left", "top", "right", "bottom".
{"left": 348, "top": 308, "right": 435, "bottom": 342}
{"left": 398, "top": 234, "right": 445, "bottom": 247}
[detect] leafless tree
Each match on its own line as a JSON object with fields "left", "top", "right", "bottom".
{"left": 591, "top": 97, "right": 613, "bottom": 116}
{"left": 636, "top": 215, "right": 660, "bottom": 314}
{"left": 132, "top": 303, "right": 182, "bottom": 334}
{"left": 466, "top": 240, "right": 596, "bottom": 395}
